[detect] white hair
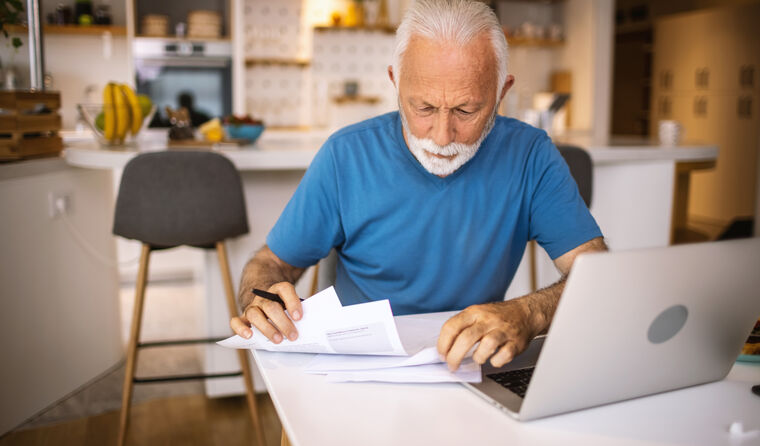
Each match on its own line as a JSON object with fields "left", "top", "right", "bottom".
{"left": 391, "top": 0, "right": 509, "bottom": 101}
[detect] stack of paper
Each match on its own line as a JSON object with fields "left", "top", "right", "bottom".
{"left": 217, "top": 287, "right": 481, "bottom": 383}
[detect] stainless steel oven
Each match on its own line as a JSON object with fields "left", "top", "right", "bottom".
{"left": 133, "top": 38, "right": 232, "bottom": 127}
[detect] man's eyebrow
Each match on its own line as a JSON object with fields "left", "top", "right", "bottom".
{"left": 409, "top": 98, "right": 484, "bottom": 109}
{"left": 408, "top": 98, "right": 435, "bottom": 107}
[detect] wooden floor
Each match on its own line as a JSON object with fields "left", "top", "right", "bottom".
{"left": 0, "top": 394, "right": 282, "bottom": 446}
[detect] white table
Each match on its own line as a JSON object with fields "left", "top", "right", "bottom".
{"left": 254, "top": 312, "right": 760, "bottom": 446}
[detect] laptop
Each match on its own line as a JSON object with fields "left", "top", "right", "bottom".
{"left": 463, "top": 237, "right": 760, "bottom": 421}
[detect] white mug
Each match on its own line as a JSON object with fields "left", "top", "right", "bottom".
{"left": 658, "top": 120, "right": 683, "bottom": 146}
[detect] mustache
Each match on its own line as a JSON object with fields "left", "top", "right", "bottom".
{"left": 413, "top": 138, "right": 469, "bottom": 156}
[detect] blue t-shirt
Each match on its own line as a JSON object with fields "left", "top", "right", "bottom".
{"left": 267, "top": 112, "right": 602, "bottom": 315}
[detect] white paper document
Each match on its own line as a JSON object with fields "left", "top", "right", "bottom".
{"left": 217, "top": 286, "right": 482, "bottom": 383}
{"left": 301, "top": 316, "right": 480, "bottom": 383}
{"left": 324, "top": 360, "right": 482, "bottom": 383}
{"left": 218, "top": 287, "right": 407, "bottom": 355}
{"left": 304, "top": 318, "right": 445, "bottom": 372}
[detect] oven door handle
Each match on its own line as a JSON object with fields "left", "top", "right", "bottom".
{"left": 135, "top": 57, "right": 231, "bottom": 68}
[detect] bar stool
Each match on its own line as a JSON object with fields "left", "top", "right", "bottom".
{"left": 113, "top": 150, "right": 266, "bottom": 446}
{"left": 557, "top": 144, "right": 593, "bottom": 207}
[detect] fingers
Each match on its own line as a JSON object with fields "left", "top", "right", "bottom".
{"left": 472, "top": 330, "right": 507, "bottom": 365}
{"left": 437, "top": 311, "right": 475, "bottom": 358}
{"left": 271, "top": 282, "right": 303, "bottom": 321}
{"left": 231, "top": 282, "right": 302, "bottom": 344}
{"left": 439, "top": 302, "right": 534, "bottom": 371}
{"left": 230, "top": 315, "right": 253, "bottom": 339}
{"left": 490, "top": 340, "right": 521, "bottom": 368}
{"left": 245, "top": 304, "right": 285, "bottom": 343}
{"left": 444, "top": 324, "right": 487, "bottom": 371}
{"left": 257, "top": 298, "right": 299, "bottom": 342}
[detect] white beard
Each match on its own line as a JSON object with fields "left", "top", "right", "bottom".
{"left": 399, "top": 105, "right": 496, "bottom": 177}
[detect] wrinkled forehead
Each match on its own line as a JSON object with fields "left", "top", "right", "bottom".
{"left": 398, "top": 33, "right": 498, "bottom": 97}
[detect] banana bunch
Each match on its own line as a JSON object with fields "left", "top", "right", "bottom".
{"left": 101, "top": 83, "right": 145, "bottom": 144}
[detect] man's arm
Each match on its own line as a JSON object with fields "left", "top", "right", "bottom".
{"left": 230, "top": 245, "right": 307, "bottom": 343}
{"left": 437, "top": 236, "right": 607, "bottom": 370}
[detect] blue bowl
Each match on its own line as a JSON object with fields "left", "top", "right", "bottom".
{"left": 224, "top": 124, "right": 265, "bottom": 144}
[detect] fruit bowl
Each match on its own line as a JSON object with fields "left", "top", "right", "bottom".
{"left": 77, "top": 103, "right": 157, "bottom": 147}
{"left": 223, "top": 123, "right": 265, "bottom": 145}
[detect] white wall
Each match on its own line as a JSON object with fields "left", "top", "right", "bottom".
{"left": 558, "top": 0, "right": 614, "bottom": 139}
{"left": 0, "top": 160, "right": 123, "bottom": 434}
{"left": 1, "top": 33, "right": 131, "bottom": 130}
{"left": 504, "top": 46, "right": 560, "bottom": 117}
{"left": 756, "top": 134, "right": 760, "bottom": 236}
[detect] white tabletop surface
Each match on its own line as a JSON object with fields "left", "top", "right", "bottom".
{"left": 253, "top": 311, "right": 760, "bottom": 446}
{"left": 61, "top": 129, "right": 717, "bottom": 171}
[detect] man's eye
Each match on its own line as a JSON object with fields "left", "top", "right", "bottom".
{"left": 419, "top": 106, "right": 434, "bottom": 113}
{"left": 456, "top": 108, "right": 474, "bottom": 115}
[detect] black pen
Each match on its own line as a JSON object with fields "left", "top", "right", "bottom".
{"left": 252, "top": 288, "right": 304, "bottom": 307}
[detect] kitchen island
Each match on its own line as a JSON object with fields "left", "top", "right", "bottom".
{"left": 62, "top": 129, "right": 717, "bottom": 396}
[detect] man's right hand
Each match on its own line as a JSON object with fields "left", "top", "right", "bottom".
{"left": 229, "top": 281, "right": 304, "bottom": 343}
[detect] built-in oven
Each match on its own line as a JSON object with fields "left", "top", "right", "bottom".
{"left": 133, "top": 38, "right": 232, "bottom": 128}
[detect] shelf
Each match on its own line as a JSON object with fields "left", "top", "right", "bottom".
{"left": 313, "top": 25, "right": 396, "bottom": 34}
{"left": 6, "top": 24, "right": 126, "bottom": 36}
{"left": 134, "top": 35, "right": 231, "bottom": 42}
{"left": 332, "top": 95, "right": 381, "bottom": 105}
{"left": 313, "top": 26, "right": 561, "bottom": 46}
{"left": 506, "top": 36, "right": 564, "bottom": 47}
{"left": 245, "top": 58, "right": 311, "bottom": 67}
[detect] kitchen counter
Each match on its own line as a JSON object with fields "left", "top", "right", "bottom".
{"left": 62, "top": 130, "right": 718, "bottom": 170}
{"left": 62, "top": 129, "right": 330, "bottom": 171}
{"left": 566, "top": 136, "right": 718, "bottom": 164}
{"left": 0, "top": 156, "right": 122, "bottom": 434}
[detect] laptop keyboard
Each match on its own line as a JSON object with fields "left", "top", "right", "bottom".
{"left": 486, "top": 367, "right": 535, "bottom": 398}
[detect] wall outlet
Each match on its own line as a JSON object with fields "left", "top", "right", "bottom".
{"left": 48, "top": 192, "right": 72, "bottom": 219}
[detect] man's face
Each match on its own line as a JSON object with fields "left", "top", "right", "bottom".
{"left": 393, "top": 33, "right": 507, "bottom": 176}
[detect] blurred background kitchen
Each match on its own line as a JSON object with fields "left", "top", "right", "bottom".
{"left": 1, "top": 0, "right": 758, "bottom": 444}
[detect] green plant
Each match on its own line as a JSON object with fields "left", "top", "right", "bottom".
{"left": 1, "top": 0, "right": 24, "bottom": 49}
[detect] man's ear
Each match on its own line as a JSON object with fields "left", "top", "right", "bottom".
{"left": 499, "top": 74, "right": 515, "bottom": 102}
{"left": 388, "top": 65, "right": 396, "bottom": 88}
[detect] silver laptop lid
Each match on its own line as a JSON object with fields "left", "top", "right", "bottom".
{"left": 516, "top": 238, "right": 760, "bottom": 420}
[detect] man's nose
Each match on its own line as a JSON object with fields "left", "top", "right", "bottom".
{"left": 431, "top": 111, "right": 455, "bottom": 147}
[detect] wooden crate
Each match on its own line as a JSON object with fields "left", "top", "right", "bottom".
{"left": 0, "top": 90, "right": 63, "bottom": 161}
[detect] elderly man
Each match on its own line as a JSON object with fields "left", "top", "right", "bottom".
{"left": 230, "top": 0, "right": 606, "bottom": 371}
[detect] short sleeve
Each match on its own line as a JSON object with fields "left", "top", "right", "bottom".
{"left": 266, "top": 143, "right": 345, "bottom": 268}
{"left": 528, "top": 137, "right": 602, "bottom": 259}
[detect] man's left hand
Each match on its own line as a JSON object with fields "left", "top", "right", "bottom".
{"left": 437, "top": 299, "right": 539, "bottom": 371}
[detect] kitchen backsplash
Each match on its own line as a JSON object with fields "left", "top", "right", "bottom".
{"left": 242, "top": 0, "right": 396, "bottom": 128}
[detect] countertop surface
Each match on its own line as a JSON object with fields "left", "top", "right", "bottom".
{"left": 62, "top": 129, "right": 718, "bottom": 171}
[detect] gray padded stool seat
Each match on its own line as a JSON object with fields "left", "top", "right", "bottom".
{"left": 556, "top": 144, "right": 593, "bottom": 207}
{"left": 113, "top": 151, "right": 266, "bottom": 446}
{"left": 114, "top": 150, "right": 249, "bottom": 249}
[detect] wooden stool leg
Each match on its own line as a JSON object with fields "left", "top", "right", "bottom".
{"left": 217, "top": 242, "right": 268, "bottom": 446}
{"left": 528, "top": 240, "right": 538, "bottom": 293}
{"left": 281, "top": 429, "right": 292, "bottom": 446}
{"left": 310, "top": 262, "right": 320, "bottom": 296}
{"left": 118, "top": 244, "right": 151, "bottom": 446}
